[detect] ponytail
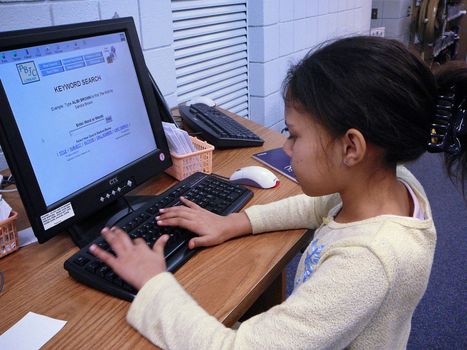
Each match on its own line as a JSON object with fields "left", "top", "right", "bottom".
{"left": 431, "top": 61, "right": 467, "bottom": 185}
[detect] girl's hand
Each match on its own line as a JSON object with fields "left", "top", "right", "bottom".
{"left": 156, "top": 196, "right": 252, "bottom": 249}
{"left": 90, "top": 226, "right": 168, "bottom": 290}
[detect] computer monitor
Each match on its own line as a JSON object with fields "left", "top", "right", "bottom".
{"left": 0, "top": 17, "right": 173, "bottom": 247}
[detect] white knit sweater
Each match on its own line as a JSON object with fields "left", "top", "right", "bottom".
{"left": 127, "top": 166, "right": 436, "bottom": 349}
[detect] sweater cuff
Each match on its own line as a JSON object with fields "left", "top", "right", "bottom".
{"left": 127, "top": 272, "right": 176, "bottom": 329}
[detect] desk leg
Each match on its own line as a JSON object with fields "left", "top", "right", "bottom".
{"left": 239, "top": 270, "right": 286, "bottom": 321}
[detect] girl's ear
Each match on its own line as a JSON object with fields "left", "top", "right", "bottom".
{"left": 341, "top": 128, "right": 366, "bottom": 167}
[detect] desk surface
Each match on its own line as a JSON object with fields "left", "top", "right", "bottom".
{"left": 0, "top": 115, "right": 308, "bottom": 349}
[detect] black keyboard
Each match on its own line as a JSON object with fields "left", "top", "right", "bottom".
{"left": 179, "top": 103, "right": 264, "bottom": 148}
{"left": 64, "top": 172, "right": 253, "bottom": 301}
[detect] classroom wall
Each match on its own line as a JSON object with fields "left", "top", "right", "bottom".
{"left": 248, "top": 0, "right": 372, "bottom": 132}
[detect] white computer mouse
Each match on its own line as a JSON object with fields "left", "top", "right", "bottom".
{"left": 187, "top": 96, "right": 216, "bottom": 107}
{"left": 229, "top": 166, "right": 280, "bottom": 189}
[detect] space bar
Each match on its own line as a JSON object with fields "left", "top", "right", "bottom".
{"left": 164, "top": 238, "right": 187, "bottom": 259}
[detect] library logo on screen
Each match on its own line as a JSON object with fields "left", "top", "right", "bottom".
{"left": 16, "top": 61, "right": 40, "bottom": 84}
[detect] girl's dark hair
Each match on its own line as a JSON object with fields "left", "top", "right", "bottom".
{"left": 433, "top": 61, "right": 467, "bottom": 183}
{"left": 283, "top": 36, "right": 467, "bottom": 183}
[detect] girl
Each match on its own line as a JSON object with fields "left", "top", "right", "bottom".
{"left": 90, "top": 36, "right": 467, "bottom": 349}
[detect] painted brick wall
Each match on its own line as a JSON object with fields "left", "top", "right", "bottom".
{"left": 248, "top": 0, "right": 372, "bottom": 132}
{"left": 0, "top": 0, "right": 178, "bottom": 108}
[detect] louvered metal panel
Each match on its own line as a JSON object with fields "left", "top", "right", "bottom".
{"left": 172, "top": 4, "right": 245, "bottom": 21}
{"left": 172, "top": 0, "right": 249, "bottom": 117}
{"left": 178, "top": 73, "right": 247, "bottom": 102}
{"left": 177, "top": 59, "right": 246, "bottom": 86}
{"left": 209, "top": 82, "right": 247, "bottom": 101}
{"left": 176, "top": 52, "right": 247, "bottom": 77}
{"left": 173, "top": 28, "right": 246, "bottom": 51}
{"left": 230, "top": 102, "right": 248, "bottom": 116}
{"left": 178, "top": 66, "right": 247, "bottom": 94}
{"left": 175, "top": 44, "right": 247, "bottom": 69}
{"left": 172, "top": 0, "right": 245, "bottom": 11}
{"left": 221, "top": 95, "right": 247, "bottom": 111}
{"left": 214, "top": 87, "right": 248, "bottom": 105}
{"left": 173, "top": 21, "right": 247, "bottom": 42}
{"left": 173, "top": 13, "right": 245, "bottom": 30}
{"left": 175, "top": 36, "right": 245, "bottom": 60}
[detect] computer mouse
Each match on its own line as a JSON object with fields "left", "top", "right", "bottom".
{"left": 187, "top": 96, "right": 216, "bottom": 107}
{"left": 229, "top": 166, "right": 280, "bottom": 189}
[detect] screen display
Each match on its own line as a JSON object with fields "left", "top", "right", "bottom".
{"left": 0, "top": 32, "right": 157, "bottom": 206}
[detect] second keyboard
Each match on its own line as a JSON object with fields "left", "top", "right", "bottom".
{"left": 179, "top": 103, "right": 264, "bottom": 148}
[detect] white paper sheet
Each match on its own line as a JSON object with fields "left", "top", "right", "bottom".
{"left": 0, "top": 312, "right": 67, "bottom": 350}
{"left": 0, "top": 196, "right": 12, "bottom": 221}
{"left": 18, "top": 227, "right": 38, "bottom": 247}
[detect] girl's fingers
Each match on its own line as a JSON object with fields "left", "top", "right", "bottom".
{"left": 189, "top": 235, "right": 216, "bottom": 249}
{"left": 133, "top": 237, "right": 148, "bottom": 246}
{"left": 90, "top": 244, "right": 117, "bottom": 268}
{"left": 157, "top": 207, "right": 196, "bottom": 221}
{"left": 157, "top": 217, "right": 197, "bottom": 230}
{"left": 180, "top": 196, "right": 202, "bottom": 209}
{"left": 153, "top": 235, "right": 169, "bottom": 255}
{"left": 101, "top": 226, "right": 132, "bottom": 254}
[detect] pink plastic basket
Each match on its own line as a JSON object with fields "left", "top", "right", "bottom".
{"left": 0, "top": 211, "right": 19, "bottom": 258}
{"left": 165, "top": 136, "right": 214, "bottom": 181}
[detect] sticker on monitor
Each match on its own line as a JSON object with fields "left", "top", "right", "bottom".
{"left": 40, "top": 202, "right": 75, "bottom": 230}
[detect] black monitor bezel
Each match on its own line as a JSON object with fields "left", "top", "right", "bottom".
{"left": 0, "top": 17, "right": 172, "bottom": 243}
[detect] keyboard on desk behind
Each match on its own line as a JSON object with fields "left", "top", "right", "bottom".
{"left": 179, "top": 103, "right": 264, "bottom": 148}
{"left": 64, "top": 172, "right": 253, "bottom": 301}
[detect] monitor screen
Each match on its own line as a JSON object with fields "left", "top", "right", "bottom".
{"left": 0, "top": 18, "right": 172, "bottom": 245}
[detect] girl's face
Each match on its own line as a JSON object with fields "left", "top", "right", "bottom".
{"left": 283, "top": 105, "right": 342, "bottom": 196}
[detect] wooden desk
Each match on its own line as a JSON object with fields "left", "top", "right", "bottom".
{"left": 0, "top": 116, "right": 309, "bottom": 349}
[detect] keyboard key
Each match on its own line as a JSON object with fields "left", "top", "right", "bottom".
{"left": 113, "top": 277, "right": 124, "bottom": 287}
{"left": 105, "top": 271, "right": 116, "bottom": 281}
{"left": 85, "top": 261, "right": 100, "bottom": 274}
{"left": 73, "top": 256, "right": 89, "bottom": 266}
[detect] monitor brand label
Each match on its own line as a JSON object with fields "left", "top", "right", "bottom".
{"left": 41, "top": 202, "right": 75, "bottom": 230}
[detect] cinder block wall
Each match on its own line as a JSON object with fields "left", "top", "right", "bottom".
{"left": 0, "top": 0, "right": 179, "bottom": 108}
{"left": 248, "top": 0, "right": 372, "bottom": 132}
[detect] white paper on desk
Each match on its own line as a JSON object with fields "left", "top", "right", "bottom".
{"left": 0, "top": 311, "right": 67, "bottom": 350}
{"left": 0, "top": 196, "right": 12, "bottom": 221}
{"left": 18, "top": 227, "right": 38, "bottom": 247}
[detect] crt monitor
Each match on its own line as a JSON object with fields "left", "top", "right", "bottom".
{"left": 0, "top": 17, "right": 173, "bottom": 247}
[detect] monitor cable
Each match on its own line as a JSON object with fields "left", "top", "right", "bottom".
{"left": 122, "top": 196, "right": 136, "bottom": 214}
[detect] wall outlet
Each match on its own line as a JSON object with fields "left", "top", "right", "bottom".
{"left": 371, "top": 8, "right": 378, "bottom": 20}
{"left": 370, "top": 27, "right": 385, "bottom": 37}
